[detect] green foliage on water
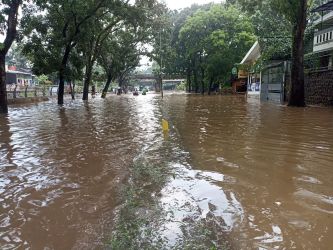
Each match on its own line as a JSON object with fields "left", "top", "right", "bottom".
{"left": 106, "top": 158, "right": 231, "bottom": 250}
{"left": 106, "top": 159, "right": 170, "bottom": 249}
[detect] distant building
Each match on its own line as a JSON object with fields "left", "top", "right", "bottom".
{"left": 5, "top": 65, "right": 36, "bottom": 86}
{"left": 303, "top": 1, "right": 333, "bottom": 106}
{"left": 230, "top": 42, "right": 260, "bottom": 95}
{"left": 230, "top": 66, "right": 247, "bottom": 94}
{"left": 238, "top": 41, "right": 291, "bottom": 104}
{"left": 239, "top": 41, "right": 261, "bottom": 96}
{"left": 311, "top": 1, "right": 333, "bottom": 69}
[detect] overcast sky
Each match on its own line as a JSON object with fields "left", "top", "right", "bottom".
{"left": 164, "top": 0, "right": 223, "bottom": 10}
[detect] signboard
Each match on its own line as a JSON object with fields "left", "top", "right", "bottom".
{"left": 248, "top": 82, "right": 261, "bottom": 95}
{"left": 238, "top": 69, "right": 248, "bottom": 79}
{"left": 232, "top": 67, "right": 238, "bottom": 75}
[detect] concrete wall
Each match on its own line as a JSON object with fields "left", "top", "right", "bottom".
{"left": 8, "top": 97, "right": 49, "bottom": 105}
{"left": 305, "top": 69, "right": 333, "bottom": 106}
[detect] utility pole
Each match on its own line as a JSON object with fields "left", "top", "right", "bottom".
{"left": 160, "top": 30, "right": 164, "bottom": 99}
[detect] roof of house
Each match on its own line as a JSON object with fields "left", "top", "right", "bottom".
{"left": 312, "top": 1, "right": 333, "bottom": 12}
{"left": 6, "top": 70, "right": 35, "bottom": 76}
{"left": 314, "top": 11, "right": 333, "bottom": 26}
{"left": 6, "top": 69, "right": 35, "bottom": 76}
{"left": 240, "top": 41, "right": 260, "bottom": 64}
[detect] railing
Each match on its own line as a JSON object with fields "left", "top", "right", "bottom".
{"left": 304, "top": 50, "right": 333, "bottom": 71}
{"left": 6, "top": 85, "right": 66, "bottom": 99}
{"left": 6, "top": 85, "right": 101, "bottom": 99}
{"left": 313, "top": 27, "right": 333, "bottom": 52}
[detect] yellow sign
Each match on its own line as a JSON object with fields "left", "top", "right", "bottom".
{"left": 162, "top": 119, "right": 169, "bottom": 132}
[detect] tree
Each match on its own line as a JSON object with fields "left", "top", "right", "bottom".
{"left": 178, "top": 4, "right": 255, "bottom": 94}
{"left": 5, "top": 43, "right": 31, "bottom": 69}
{"left": 99, "top": 30, "right": 141, "bottom": 98}
{"left": 233, "top": 0, "right": 322, "bottom": 106}
{"left": 0, "top": 0, "right": 22, "bottom": 113}
{"left": 137, "top": 1, "right": 170, "bottom": 93}
{"left": 23, "top": 0, "right": 164, "bottom": 103}
{"left": 23, "top": 0, "right": 112, "bottom": 105}
{"left": 271, "top": 0, "right": 308, "bottom": 106}
{"left": 37, "top": 74, "right": 49, "bottom": 85}
{"left": 150, "top": 4, "right": 212, "bottom": 92}
{"left": 79, "top": 0, "right": 133, "bottom": 101}
{"left": 226, "top": 0, "right": 264, "bottom": 12}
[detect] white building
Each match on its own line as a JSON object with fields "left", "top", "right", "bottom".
{"left": 312, "top": 1, "right": 333, "bottom": 69}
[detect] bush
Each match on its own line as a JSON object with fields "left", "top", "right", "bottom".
{"left": 176, "top": 81, "right": 186, "bottom": 91}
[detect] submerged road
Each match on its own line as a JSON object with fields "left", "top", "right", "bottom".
{"left": 0, "top": 94, "right": 332, "bottom": 249}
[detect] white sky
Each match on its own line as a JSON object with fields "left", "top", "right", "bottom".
{"left": 164, "top": 0, "right": 223, "bottom": 10}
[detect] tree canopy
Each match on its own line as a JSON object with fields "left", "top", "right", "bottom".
{"left": 0, "top": 0, "right": 326, "bottom": 112}
{"left": 155, "top": 3, "right": 255, "bottom": 94}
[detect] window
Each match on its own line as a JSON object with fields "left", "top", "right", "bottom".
{"left": 317, "top": 35, "right": 319, "bottom": 44}
{"left": 330, "top": 32, "right": 332, "bottom": 40}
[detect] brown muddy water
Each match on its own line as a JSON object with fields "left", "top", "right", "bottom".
{"left": 0, "top": 94, "right": 332, "bottom": 249}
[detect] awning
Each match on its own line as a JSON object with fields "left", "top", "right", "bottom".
{"left": 312, "top": 1, "right": 333, "bottom": 12}
{"left": 240, "top": 41, "right": 260, "bottom": 64}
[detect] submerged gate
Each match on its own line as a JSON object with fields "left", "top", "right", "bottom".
{"left": 260, "top": 61, "right": 290, "bottom": 104}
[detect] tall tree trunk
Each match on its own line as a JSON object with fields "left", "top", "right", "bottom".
{"left": 288, "top": 0, "right": 307, "bottom": 107}
{"left": 208, "top": 77, "right": 213, "bottom": 95}
{"left": 69, "top": 81, "right": 75, "bottom": 100}
{"left": 118, "top": 77, "right": 123, "bottom": 88}
{"left": 155, "top": 75, "right": 162, "bottom": 92}
{"left": 58, "top": 45, "right": 71, "bottom": 105}
{"left": 187, "top": 68, "right": 192, "bottom": 93}
{"left": 201, "top": 66, "right": 205, "bottom": 95}
{"left": 101, "top": 73, "right": 112, "bottom": 98}
{"left": 83, "top": 61, "right": 93, "bottom": 101}
{"left": 194, "top": 70, "right": 198, "bottom": 93}
{"left": 0, "top": 1, "right": 21, "bottom": 113}
{"left": 0, "top": 54, "right": 8, "bottom": 113}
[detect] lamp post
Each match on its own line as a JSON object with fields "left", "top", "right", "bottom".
{"left": 160, "top": 30, "right": 164, "bottom": 99}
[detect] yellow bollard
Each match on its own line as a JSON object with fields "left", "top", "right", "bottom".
{"left": 162, "top": 119, "right": 169, "bottom": 132}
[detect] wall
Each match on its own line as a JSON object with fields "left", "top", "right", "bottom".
{"left": 305, "top": 69, "right": 333, "bottom": 106}
{"left": 8, "top": 97, "right": 49, "bottom": 105}
{"left": 5, "top": 72, "right": 17, "bottom": 85}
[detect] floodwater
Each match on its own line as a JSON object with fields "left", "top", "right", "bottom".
{"left": 0, "top": 94, "right": 332, "bottom": 249}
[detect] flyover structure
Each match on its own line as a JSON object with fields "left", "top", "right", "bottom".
{"left": 130, "top": 73, "right": 185, "bottom": 91}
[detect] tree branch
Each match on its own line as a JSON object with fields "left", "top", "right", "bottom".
{"left": 1, "top": 0, "right": 22, "bottom": 55}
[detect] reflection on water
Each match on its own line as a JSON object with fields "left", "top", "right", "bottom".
{"left": 0, "top": 97, "right": 154, "bottom": 249}
{"left": 0, "top": 94, "right": 332, "bottom": 249}
{"left": 165, "top": 95, "right": 333, "bottom": 249}
{"left": 159, "top": 164, "right": 243, "bottom": 246}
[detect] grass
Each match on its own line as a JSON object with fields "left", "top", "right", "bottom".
{"left": 106, "top": 158, "right": 170, "bottom": 249}
{"left": 106, "top": 159, "right": 231, "bottom": 250}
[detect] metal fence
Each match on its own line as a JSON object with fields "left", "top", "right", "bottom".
{"left": 6, "top": 85, "right": 54, "bottom": 99}
{"left": 260, "top": 61, "right": 291, "bottom": 104}
{"left": 5, "top": 85, "right": 87, "bottom": 99}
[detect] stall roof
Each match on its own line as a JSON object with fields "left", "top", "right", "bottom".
{"left": 312, "top": 1, "right": 333, "bottom": 12}
{"left": 240, "top": 41, "right": 260, "bottom": 64}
